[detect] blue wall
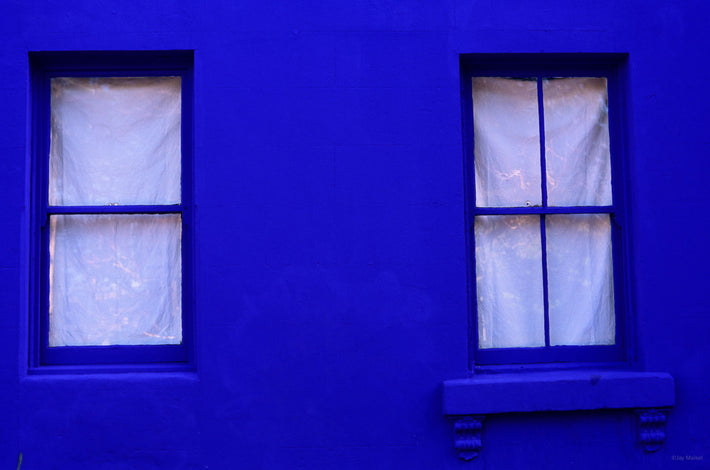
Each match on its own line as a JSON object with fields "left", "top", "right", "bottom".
{"left": 1, "top": 1, "right": 709, "bottom": 468}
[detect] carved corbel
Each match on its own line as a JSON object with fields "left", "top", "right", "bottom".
{"left": 453, "top": 415, "right": 485, "bottom": 460}
{"left": 635, "top": 408, "right": 669, "bottom": 452}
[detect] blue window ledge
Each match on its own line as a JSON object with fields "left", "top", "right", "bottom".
{"left": 442, "top": 370, "right": 674, "bottom": 460}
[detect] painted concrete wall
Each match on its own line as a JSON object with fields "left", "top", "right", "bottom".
{"left": 1, "top": 1, "right": 708, "bottom": 468}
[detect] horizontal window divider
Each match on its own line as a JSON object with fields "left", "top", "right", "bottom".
{"left": 47, "top": 205, "right": 184, "bottom": 215}
{"left": 473, "top": 205, "right": 614, "bottom": 216}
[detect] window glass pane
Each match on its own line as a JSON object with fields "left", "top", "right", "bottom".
{"left": 50, "top": 77, "right": 181, "bottom": 206}
{"left": 473, "top": 77, "right": 541, "bottom": 207}
{"left": 475, "top": 215, "right": 545, "bottom": 348}
{"left": 546, "top": 214, "right": 615, "bottom": 346}
{"left": 49, "top": 214, "right": 182, "bottom": 346}
{"left": 543, "top": 78, "right": 612, "bottom": 206}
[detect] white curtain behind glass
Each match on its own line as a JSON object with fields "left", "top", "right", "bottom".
{"left": 546, "top": 214, "right": 615, "bottom": 345}
{"left": 473, "top": 77, "right": 541, "bottom": 207}
{"left": 49, "top": 215, "right": 182, "bottom": 346}
{"left": 475, "top": 215, "right": 545, "bottom": 348}
{"left": 472, "top": 77, "right": 614, "bottom": 349}
{"left": 50, "top": 77, "right": 181, "bottom": 206}
{"left": 543, "top": 77, "right": 612, "bottom": 206}
{"left": 48, "top": 77, "right": 183, "bottom": 347}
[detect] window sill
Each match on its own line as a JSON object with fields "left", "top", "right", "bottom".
{"left": 442, "top": 370, "right": 675, "bottom": 460}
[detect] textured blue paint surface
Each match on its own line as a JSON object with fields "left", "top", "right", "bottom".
{"left": 1, "top": 1, "right": 709, "bottom": 468}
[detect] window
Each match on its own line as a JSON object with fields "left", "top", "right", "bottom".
{"left": 447, "top": 54, "right": 672, "bottom": 454}
{"left": 30, "top": 52, "right": 194, "bottom": 368}
{"left": 461, "top": 55, "right": 628, "bottom": 365}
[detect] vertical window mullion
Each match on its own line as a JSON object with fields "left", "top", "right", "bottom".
{"left": 540, "top": 215, "right": 551, "bottom": 348}
{"left": 537, "top": 76, "right": 551, "bottom": 348}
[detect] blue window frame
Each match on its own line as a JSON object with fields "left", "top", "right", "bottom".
{"left": 461, "top": 54, "right": 630, "bottom": 366}
{"left": 29, "top": 51, "right": 194, "bottom": 369}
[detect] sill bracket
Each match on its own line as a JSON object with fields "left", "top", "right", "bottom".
{"left": 636, "top": 408, "right": 669, "bottom": 452}
{"left": 453, "top": 415, "right": 485, "bottom": 460}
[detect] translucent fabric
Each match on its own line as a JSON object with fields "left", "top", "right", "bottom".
{"left": 475, "top": 215, "right": 545, "bottom": 348}
{"left": 473, "top": 77, "right": 541, "bottom": 207}
{"left": 50, "top": 77, "right": 182, "bottom": 206}
{"left": 49, "top": 214, "right": 182, "bottom": 346}
{"left": 543, "top": 78, "right": 612, "bottom": 206}
{"left": 546, "top": 214, "right": 615, "bottom": 345}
